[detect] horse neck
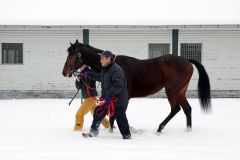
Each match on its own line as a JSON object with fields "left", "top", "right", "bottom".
{"left": 82, "top": 47, "right": 102, "bottom": 72}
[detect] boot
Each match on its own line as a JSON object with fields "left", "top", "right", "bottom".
{"left": 74, "top": 123, "right": 82, "bottom": 131}
{"left": 82, "top": 129, "right": 99, "bottom": 138}
{"left": 122, "top": 134, "right": 132, "bottom": 139}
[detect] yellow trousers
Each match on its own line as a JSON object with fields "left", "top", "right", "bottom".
{"left": 74, "top": 97, "right": 109, "bottom": 131}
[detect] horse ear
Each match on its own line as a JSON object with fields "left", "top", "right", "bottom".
{"left": 70, "top": 42, "right": 73, "bottom": 47}
{"left": 75, "top": 39, "right": 79, "bottom": 44}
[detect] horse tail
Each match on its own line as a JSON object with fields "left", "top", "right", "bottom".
{"left": 188, "top": 60, "right": 211, "bottom": 113}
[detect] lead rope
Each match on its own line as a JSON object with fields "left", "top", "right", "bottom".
{"left": 69, "top": 88, "right": 80, "bottom": 106}
{"left": 84, "top": 72, "right": 118, "bottom": 118}
{"left": 68, "top": 68, "right": 99, "bottom": 106}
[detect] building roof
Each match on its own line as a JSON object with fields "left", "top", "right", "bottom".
{"left": 1, "top": 25, "right": 240, "bottom": 30}
{"left": 1, "top": 0, "right": 240, "bottom": 26}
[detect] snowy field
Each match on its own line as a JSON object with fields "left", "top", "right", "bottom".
{"left": 0, "top": 98, "right": 240, "bottom": 160}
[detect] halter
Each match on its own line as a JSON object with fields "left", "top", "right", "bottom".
{"left": 71, "top": 44, "right": 87, "bottom": 76}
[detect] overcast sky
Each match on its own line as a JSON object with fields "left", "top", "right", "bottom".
{"left": 0, "top": 0, "right": 240, "bottom": 25}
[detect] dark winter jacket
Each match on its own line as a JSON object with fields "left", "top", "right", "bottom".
{"left": 88, "top": 63, "right": 128, "bottom": 108}
{"left": 75, "top": 69, "right": 98, "bottom": 99}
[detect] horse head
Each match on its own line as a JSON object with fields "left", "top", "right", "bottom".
{"left": 62, "top": 39, "right": 83, "bottom": 77}
{"left": 62, "top": 39, "right": 103, "bottom": 77}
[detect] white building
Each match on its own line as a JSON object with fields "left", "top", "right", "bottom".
{"left": 0, "top": 25, "right": 240, "bottom": 98}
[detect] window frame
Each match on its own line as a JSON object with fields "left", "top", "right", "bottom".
{"left": 1, "top": 43, "right": 24, "bottom": 65}
{"left": 180, "top": 43, "right": 202, "bottom": 63}
{"left": 148, "top": 43, "right": 170, "bottom": 59}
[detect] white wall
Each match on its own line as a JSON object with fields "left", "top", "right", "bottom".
{"left": 1, "top": 26, "right": 240, "bottom": 98}
{"left": 179, "top": 29, "right": 240, "bottom": 91}
{"left": 0, "top": 28, "right": 82, "bottom": 90}
{"left": 90, "top": 28, "right": 172, "bottom": 59}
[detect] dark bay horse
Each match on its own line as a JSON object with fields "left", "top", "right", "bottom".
{"left": 62, "top": 40, "right": 211, "bottom": 133}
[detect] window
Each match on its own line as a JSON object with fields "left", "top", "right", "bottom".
{"left": 181, "top": 43, "right": 202, "bottom": 63}
{"left": 2, "top": 43, "right": 23, "bottom": 64}
{"left": 149, "top": 43, "right": 170, "bottom": 58}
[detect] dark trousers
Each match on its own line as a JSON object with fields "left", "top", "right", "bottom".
{"left": 91, "top": 104, "right": 131, "bottom": 137}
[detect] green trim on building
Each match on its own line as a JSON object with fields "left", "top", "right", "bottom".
{"left": 172, "top": 29, "right": 179, "bottom": 55}
{"left": 83, "top": 29, "right": 89, "bottom": 44}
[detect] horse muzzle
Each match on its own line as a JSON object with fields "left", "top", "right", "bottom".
{"left": 62, "top": 70, "right": 73, "bottom": 77}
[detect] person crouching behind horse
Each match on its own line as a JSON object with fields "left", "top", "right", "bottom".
{"left": 82, "top": 50, "right": 131, "bottom": 139}
{"left": 74, "top": 66, "right": 109, "bottom": 131}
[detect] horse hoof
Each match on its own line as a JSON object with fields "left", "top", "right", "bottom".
{"left": 156, "top": 131, "right": 162, "bottom": 136}
{"left": 186, "top": 127, "right": 192, "bottom": 132}
{"left": 130, "top": 126, "right": 137, "bottom": 134}
{"left": 109, "top": 127, "right": 113, "bottom": 133}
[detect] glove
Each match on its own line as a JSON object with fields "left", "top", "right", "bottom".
{"left": 80, "top": 65, "right": 88, "bottom": 72}
{"left": 105, "top": 98, "right": 110, "bottom": 104}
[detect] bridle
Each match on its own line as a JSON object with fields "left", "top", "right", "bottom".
{"left": 71, "top": 44, "right": 87, "bottom": 77}
{"left": 71, "top": 45, "right": 101, "bottom": 89}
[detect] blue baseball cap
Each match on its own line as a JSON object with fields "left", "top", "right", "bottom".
{"left": 100, "top": 50, "right": 114, "bottom": 57}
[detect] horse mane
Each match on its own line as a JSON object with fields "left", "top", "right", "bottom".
{"left": 117, "top": 55, "right": 139, "bottom": 61}
{"left": 81, "top": 44, "right": 104, "bottom": 53}
{"left": 67, "top": 46, "right": 73, "bottom": 55}
{"left": 67, "top": 42, "right": 104, "bottom": 56}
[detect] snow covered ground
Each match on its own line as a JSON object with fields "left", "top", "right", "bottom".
{"left": 0, "top": 98, "right": 240, "bottom": 160}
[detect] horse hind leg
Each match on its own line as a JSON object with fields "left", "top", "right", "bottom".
{"left": 179, "top": 97, "right": 192, "bottom": 131}
{"left": 157, "top": 90, "right": 181, "bottom": 133}
{"left": 178, "top": 85, "right": 192, "bottom": 132}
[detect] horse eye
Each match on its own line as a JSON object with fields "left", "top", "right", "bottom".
{"left": 78, "top": 53, "right": 81, "bottom": 58}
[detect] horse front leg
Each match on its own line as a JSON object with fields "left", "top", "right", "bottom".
{"left": 109, "top": 116, "right": 115, "bottom": 133}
